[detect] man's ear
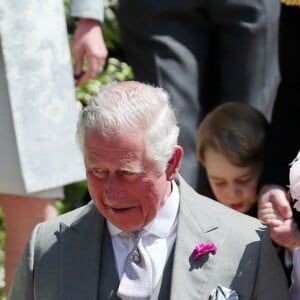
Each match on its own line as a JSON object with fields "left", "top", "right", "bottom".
{"left": 166, "top": 145, "right": 184, "bottom": 181}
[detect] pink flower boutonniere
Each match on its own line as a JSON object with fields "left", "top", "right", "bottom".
{"left": 192, "top": 243, "right": 217, "bottom": 260}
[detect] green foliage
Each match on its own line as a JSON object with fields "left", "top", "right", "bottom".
{"left": 56, "top": 181, "right": 89, "bottom": 215}
{"left": 75, "top": 57, "right": 134, "bottom": 107}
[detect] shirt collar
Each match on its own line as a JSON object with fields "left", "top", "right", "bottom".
{"left": 107, "top": 180, "right": 179, "bottom": 238}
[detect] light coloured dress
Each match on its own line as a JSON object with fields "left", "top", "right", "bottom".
{"left": 0, "top": 0, "right": 103, "bottom": 198}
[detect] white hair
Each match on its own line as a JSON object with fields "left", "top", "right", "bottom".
{"left": 77, "top": 81, "right": 179, "bottom": 171}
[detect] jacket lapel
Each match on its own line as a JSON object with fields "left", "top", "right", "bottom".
{"left": 97, "top": 227, "right": 120, "bottom": 299}
{"left": 58, "top": 204, "right": 104, "bottom": 300}
{"left": 170, "top": 176, "right": 228, "bottom": 299}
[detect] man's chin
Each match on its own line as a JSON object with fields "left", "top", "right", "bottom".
{"left": 109, "top": 212, "right": 145, "bottom": 232}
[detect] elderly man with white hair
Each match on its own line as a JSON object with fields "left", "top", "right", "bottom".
{"left": 8, "top": 81, "right": 289, "bottom": 299}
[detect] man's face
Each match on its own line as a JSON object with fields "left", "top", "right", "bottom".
{"left": 84, "top": 129, "right": 172, "bottom": 232}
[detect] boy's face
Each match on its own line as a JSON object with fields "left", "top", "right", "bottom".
{"left": 203, "top": 148, "right": 262, "bottom": 214}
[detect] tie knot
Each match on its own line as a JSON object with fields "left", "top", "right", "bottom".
{"left": 132, "top": 230, "right": 144, "bottom": 244}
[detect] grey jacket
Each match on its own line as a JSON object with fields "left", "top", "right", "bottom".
{"left": 8, "top": 176, "right": 289, "bottom": 299}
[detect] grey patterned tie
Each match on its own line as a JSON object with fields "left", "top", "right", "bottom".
{"left": 117, "top": 231, "right": 153, "bottom": 299}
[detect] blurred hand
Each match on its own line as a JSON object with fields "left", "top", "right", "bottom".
{"left": 258, "top": 184, "right": 300, "bottom": 251}
{"left": 73, "top": 18, "right": 108, "bottom": 86}
{"left": 258, "top": 184, "right": 293, "bottom": 226}
{"left": 269, "top": 218, "right": 300, "bottom": 252}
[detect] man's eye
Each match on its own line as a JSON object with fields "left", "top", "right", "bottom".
{"left": 91, "top": 168, "right": 106, "bottom": 177}
{"left": 122, "top": 170, "right": 135, "bottom": 176}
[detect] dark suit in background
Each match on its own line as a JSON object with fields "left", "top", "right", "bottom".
{"left": 258, "top": 2, "right": 300, "bottom": 286}
{"left": 262, "top": 3, "right": 300, "bottom": 192}
{"left": 117, "top": 0, "right": 280, "bottom": 193}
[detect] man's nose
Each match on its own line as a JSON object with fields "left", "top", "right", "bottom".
{"left": 104, "top": 175, "right": 122, "bottom": 199}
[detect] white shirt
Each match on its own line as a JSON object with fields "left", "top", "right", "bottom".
{"left": 107, "top": 180, "right": 179, "bottom": 287}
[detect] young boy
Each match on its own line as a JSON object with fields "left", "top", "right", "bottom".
{"left": 196, "top": 102, "right": 269, "bottom": 216}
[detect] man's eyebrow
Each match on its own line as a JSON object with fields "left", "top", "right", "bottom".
{"left": 120, "top": 165, "right": 144, "bottom": 173}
